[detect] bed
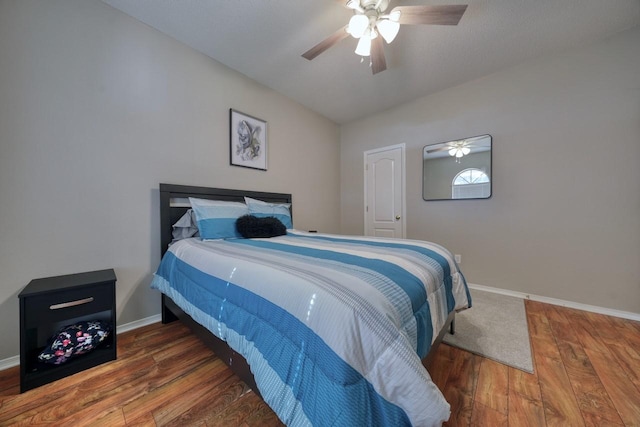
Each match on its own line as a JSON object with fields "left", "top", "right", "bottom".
{"left": 152, "top": 183, "right": 471, "bottom": 426}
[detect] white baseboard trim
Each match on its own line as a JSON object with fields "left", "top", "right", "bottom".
{"left": 116, "top": 314, "right": 162, "bottom": 334}
{"left": 469, "top": 283, "right": 640, "bottom": 322}
{"left": 0, "top": 355, "right": 20, "bottom": 372}
{"left": 0, "top": 314, "right": 162, "bottom": 371}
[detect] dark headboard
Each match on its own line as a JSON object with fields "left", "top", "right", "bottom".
{"left": 159, "top": 183, "right": 292, "bottom": 256}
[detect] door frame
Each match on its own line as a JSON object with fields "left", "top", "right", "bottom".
{"left": 363, "top": 143, "right": 406, "bottom": 238}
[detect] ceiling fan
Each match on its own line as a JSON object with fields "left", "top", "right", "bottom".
{"left": 302, "top": 0, "right": 468, "bottom": 74}
{"left": 426, "top": 135, "right": 490, "bottom": 159}
{"left": 427, "top": 139, "right": 475, "bottom": 156}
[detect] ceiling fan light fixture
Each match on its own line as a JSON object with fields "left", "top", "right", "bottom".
{"left": 448, "top": 140, "right": 472, "bottom": 160}
{"left": 355, "top": 33, "right": 372, "bottom": 56}
{"left": 376, "top": 19, "right": 400, "bottom": 43}
{"left": 389, "top": 10, "right": 401, "bottom": 22}
{"left": 346, "top": 0, "right": 363, "bottom": 11}
{"left": 348, "top": 14, "right": 369, "bottom": 38}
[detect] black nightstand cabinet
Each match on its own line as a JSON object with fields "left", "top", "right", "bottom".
{"left": 19, "top": 269, "right": 117, "bottom": 392}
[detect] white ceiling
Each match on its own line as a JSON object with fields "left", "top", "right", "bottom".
{"left": 100, "top": 0, "right": 640, "bottom": 124}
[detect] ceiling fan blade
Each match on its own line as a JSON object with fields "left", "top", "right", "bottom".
{"left": 427, "top": 146, "right": 451, "bottom": 153}
{"left": 393, "top": 5, "right": 468, "bottom": 26}
{"left": 370, "top": 36, "right": 387, "bottom": 74}
{"left": 302, "top": 27, "right": 350, "bottom": 60}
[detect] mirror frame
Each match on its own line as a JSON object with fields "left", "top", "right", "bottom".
{"left": 422, "top": 134, "right": 493, "bottom": 201}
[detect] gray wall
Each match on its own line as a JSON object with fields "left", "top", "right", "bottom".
{"left": 341, "top": 26, "right": 640, "bottom": 314}
{"left": 0, "top": 0, "right": 340, "bottom": 360}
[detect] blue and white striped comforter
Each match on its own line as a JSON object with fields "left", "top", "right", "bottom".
{"left": 151, "top": 230, "right": 471, "bottom": 426}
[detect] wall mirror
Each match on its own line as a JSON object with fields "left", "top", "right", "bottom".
{"left": 422, "top": 134, "right": 492, "bottom": 201}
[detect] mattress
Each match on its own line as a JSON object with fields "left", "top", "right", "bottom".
{"left": 151, "top": 230, "right": 471, "bottom": 426}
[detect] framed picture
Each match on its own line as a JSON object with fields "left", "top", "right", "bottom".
{"left": 229, "top": 109, "right": 267, "bottom": 171}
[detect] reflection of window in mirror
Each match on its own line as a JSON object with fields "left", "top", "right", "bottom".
{"left": 452, "top": 168, "right": 490, "bottom": 199}
{"left": 423, "top": 134, "right": 492, "bottom": 200}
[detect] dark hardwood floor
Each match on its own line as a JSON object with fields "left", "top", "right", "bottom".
{"left": 1, "top": 300, "right": 639, "bottom": 426}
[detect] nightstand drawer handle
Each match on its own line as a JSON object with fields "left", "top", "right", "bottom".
{"left": 49, "top": 297, "right": 94, "bottom": 310}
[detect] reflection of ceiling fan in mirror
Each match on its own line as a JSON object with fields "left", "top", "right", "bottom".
{"left": 425, "top": 135, "right": 490, "bottom": 161}
{"left": 302, "top": 0, "right": 468, "bottom": 74}
{"left": 427, "top": 140, "right": 476, "bottom": 155}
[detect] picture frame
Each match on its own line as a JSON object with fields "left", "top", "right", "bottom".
{"left": 229, "top": 109, "right": 268, "bottom": 171}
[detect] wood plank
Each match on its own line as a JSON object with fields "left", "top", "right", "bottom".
{"left": 474, "top": 358, "right": 509, "bottom": 415}
{"left": 122, "top": 358, "right": 227, "bottom": 423}
{"left": 556, "top": 340, "right": 624, "bottom": 426}
{"left": 536, "top": 354, "right": 585, "bottom": 427}
{"left": 150, "top": 365, "right": 236, "bottom": 425}
{"left": 85, "top": 408, "right": 127, "bottom": 426}
{"left": 509, "top": 368, "right": 541, "bottom": 400}
{"left": 155, "top": 374, "right": 257, "bottom": 426}
{"left": 508, "top": 387, "right": 546, "bottom": 427}
{"left": 508, "top": 365, "right": 546, "bottom": 426}
{"left": 582, "top": 345, "right": 640, "bottom": 426}
{"left": 118, "top": 321, "right": 190, "bottom": 358}
{"left": 0, "top": 365, "right": 19, "bottom": 397}
{"left": 629, "top": 318, "right": 640, "bottom": 336}
{"left": 427, "top": 343, "right": 455, "bottom": 390}
{"left": 529, "top": 317, "right": 562, "bottom": 361}
{"left": 0, "top": 354, "right": 155, "bottom": 426}
{"left": 552, "top": 307, "right": 640, "bottom": 426}
{"left": 443, "top": 346, "right": 481, "bottom": 426}
{"left": 545, "top": 304, "right": 581, "bottom": 345}
{"left": 527, "top": 302, "right": 560, "bottom": 362}
{"left": 593, "top": 314, "right": 640, "bottom": 360}
{"left": 25, "top": 359, "right": 158, "bottom": 425}
{"left": 240, "top": 397, "right": 284, "bottom": 427}
{"left": 524, "top": 300, "right": 548, "bottom": 316}
{"left": 206, "top": 395, "right": 283, "bottom": 427}
{"left": 530, "top": 304, "right": 585, "bottom": 426}
{"left": 472, "top": 400, "right": 508, "bottom": 426}
{"left": 604, "top": 343, "right": 640, "bottom": 391}
{"left": 546, "top": 305, "right": 624, "bottom": 426}
{"left": 586, "top": 313, "right": 640, "bottom": 392}
{"left": 120, "top": 412, "right": 157, "bottom": 427}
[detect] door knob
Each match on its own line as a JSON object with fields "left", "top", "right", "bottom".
{"left": 395, "top": 215, "right": 401, "bottom": 220}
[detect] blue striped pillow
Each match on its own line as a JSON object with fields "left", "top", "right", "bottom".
{"left": 244, "top": 197, "right": 292, "bottom": 229}
{"left": 189, "top": 197, "right": 249, "bottom": 239}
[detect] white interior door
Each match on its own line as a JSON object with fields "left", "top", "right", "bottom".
{"left": 364, "top": 144, "right": 405, "bottom": 238}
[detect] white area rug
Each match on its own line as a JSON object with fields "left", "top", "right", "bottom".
{"left": 443, "top": 288, "right": 534, "bottom": 373}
